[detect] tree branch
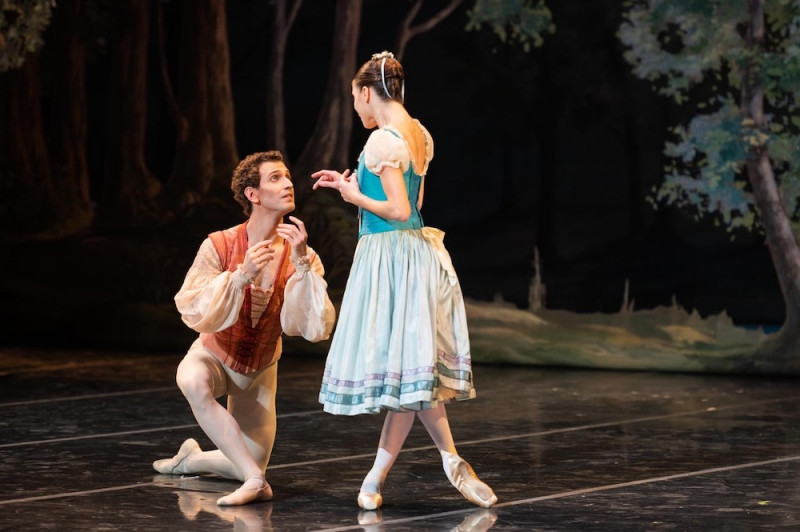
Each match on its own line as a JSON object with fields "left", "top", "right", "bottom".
{"left": 396, "top": 0, "right": 463, "bottom": 61}
{"left": 287, "top": 0, "right": 303, "bottom": 29}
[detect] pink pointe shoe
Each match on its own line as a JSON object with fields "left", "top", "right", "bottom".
{"left": 441, "top": 450, "right": 498, "bottom": 508}
{"left": 357, "top": 488, "right": 383, "bottom": 511}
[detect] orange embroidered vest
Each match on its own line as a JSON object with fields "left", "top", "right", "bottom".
{"left": 200, "top": 222, "right": 295, "bottom": 373}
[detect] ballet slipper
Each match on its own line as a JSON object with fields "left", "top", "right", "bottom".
{"left": 216, "top": 477, "right": 273, "bottom": 506}
{"left": 440, "top": 450, "right": 498, "bottom": 508}
{"left": 153, "top": 438, "right": 201, "bottom": 475}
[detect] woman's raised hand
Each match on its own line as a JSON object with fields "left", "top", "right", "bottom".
{"left": 311, "top": 169, "right": 360, "bottom": 204}
{"left": 311, "top": 168, "right": 352, "bottom": 190}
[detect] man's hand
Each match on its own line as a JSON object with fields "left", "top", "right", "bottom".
{"left": 241, "top": 240, "right": 275, "bottom": 278}
{"left": 277, "top": 215, "right": 308, "bottom": 261}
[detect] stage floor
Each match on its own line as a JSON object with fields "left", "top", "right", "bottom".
{"left": 1, "top": 348, "right": 799, "bottom": 531}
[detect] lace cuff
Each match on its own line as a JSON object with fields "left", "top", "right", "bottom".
{"left": 291, "top": 253, "right": 312, "bottom": 273}
{"left": 234, "top": 264, "right": 254, "bottom": 286}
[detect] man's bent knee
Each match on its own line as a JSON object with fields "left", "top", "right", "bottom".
{"left": 176, "top": 364, "right": 217, "bottom": 405}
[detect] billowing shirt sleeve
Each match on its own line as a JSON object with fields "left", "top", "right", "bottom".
{"left": 280, "top": 248, "right": 336, "bottom": 342}
{"left": 364, "top": 128, "right": 409, "bottom": 175}
{"left": 174, "top": 238, "right": 250, "bottom": 333}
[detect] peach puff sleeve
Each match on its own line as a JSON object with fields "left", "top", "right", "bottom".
{"left": 363, "top": 128, "right": 410, "bottom": 175}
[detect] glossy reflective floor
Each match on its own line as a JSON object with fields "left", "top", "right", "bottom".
{"left": 1, "top": 348, "right": 799, "bottom": 531}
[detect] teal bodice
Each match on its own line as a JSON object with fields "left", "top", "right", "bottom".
{"left": 357, "top": 135, "right": 424, "bottom": 238}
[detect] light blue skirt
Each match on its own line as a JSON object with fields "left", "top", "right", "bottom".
{"left": 319, "top": 227, "right": 476, "bottom": 415}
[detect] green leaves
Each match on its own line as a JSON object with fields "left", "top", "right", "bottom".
{"left": 621, "top": 0, "right": 800, "bottom": 233}
{"left": 0, "top": 0, "right": 52, "bottom": 72}
{"left": 619, "top": 0, "right": 741, "bottom": 101}
{"left": 466, "top": 0, "right": 555, "bottom": 52}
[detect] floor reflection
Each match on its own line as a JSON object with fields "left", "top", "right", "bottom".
{"left": 155, "top": 475, "right": 273, "bottom": 531}
{"left": 450, "top": 509, "right": 497, "bottom": 532}
{"left": 1, "top": 350, "right": 799, "bottom": 530}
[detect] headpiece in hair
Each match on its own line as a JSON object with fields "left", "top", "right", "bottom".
{"left": 371, "top": 51, "right": 404, "bottom": 103}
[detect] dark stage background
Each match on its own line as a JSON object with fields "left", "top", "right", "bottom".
{"left": 0, "top": 1, "right": 784, "bottom": 352}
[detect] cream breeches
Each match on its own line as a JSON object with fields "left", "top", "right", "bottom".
{"left": 175, "top": 338, "right": 278, "bottom": 481}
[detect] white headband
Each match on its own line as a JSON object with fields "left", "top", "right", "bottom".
{"left": 380, "top": 57, "right": 391, "bottom": 99}
{"left": 373, "top": 51, "right": 404, "bottom": 103}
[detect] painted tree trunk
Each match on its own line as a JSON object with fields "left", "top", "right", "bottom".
{"left": 0, "top": 55, "right": 53, "bottom": 236}
{"left": 206, "top": 0, "right": 239, "bottom": 187}
{"left": 50, "top": 0, "right": 92, "bottom": 235}
{"left": 742, "top": 0, "right": 800, "bottom": 368}
{"left": 293, "top": 0, "right": 361, "bottom": 206}
{"left": 266, "top": 0, "right": 300, "bottom": 156}
{"left": 164, "top": 0, "right": 237, "bottom": 210}
{"left": 102, "top": 0, "right": 161, "bottom": 224}
{"left": 164, "top": 1, "right": 214, "bottom": 209}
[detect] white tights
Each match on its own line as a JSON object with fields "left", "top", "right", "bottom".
{"left": 156, "top": 340, "right": 277, "bottom": 505}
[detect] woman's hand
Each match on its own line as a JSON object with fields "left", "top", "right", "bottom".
{"left": 311, "top": 168, "right": 350, "bottom": 190}
{"left": 276, "top": 215, "right": 308, "bottom": 261}
{"left": 241, "top": 240, "right": 275, "bottom": 278}
{"left": 311, "top": 169, "right": 360, "bottom": 205}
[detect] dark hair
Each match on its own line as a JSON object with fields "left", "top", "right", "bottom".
{"left": 353, "top": 52, "right": 404, "bottom": 103}
{"left": 231, "top": 151, "right": 285, "bottom": 216}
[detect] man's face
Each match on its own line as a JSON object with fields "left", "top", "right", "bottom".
{"left": 249, "top": 161, "right": 294, "bottom": 215}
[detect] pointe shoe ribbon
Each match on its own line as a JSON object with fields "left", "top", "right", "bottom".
{"left": 153, "top": 438, "right": 201, "bottom": 475}
{"left": 441, "top": 450, "right": 498, "bottom": 508}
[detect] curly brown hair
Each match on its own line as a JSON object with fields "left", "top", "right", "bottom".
{"left": 231, "top": 151, "right": 285, "bottom": 216}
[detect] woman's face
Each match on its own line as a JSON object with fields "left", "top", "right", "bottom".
{"left": 352, "top": 81, "right": 378, "bottom": 129}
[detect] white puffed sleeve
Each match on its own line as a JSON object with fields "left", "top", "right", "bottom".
{"left": 280, "top": 248, "right": 336, "bottom": 342}
{"left": 364, "top": 128, "right": 409, "bottom": 174}
{"left": 174, "top": 239, "right": 251, "bottom": 333}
